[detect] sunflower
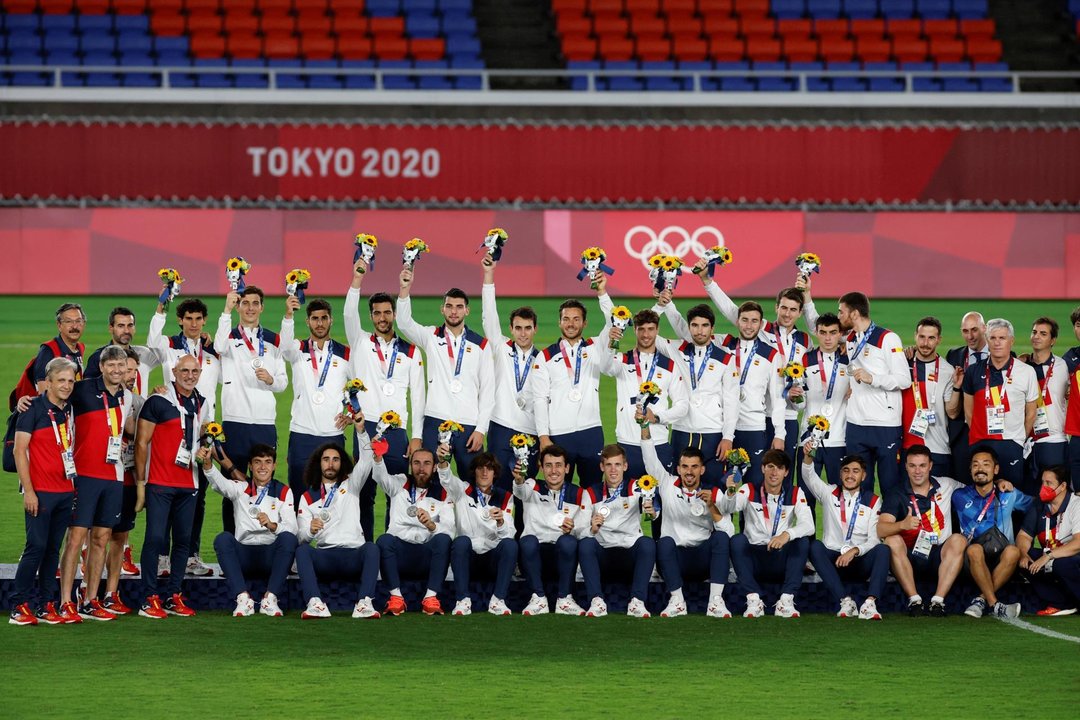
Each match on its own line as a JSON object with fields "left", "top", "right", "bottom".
{"left": 797, "top": 252, "right": 821, "bottom": 266}
{"left": 380, "top": 411, "right": 402, "bottom": 427}
{"left": 639, "top": 381, "right": 661, "bottom": 396}
{"left": 286, "top": 271, "right": 299, "bottom": 284}
{"left": 727, "top": 448, "right": 750, "bottom": 466}
{"left": 809, "top": 415, "right": 830, "bottom": 432}
{"left": 782, "top": 362, "right": 804, "bottom": 379}
{"left": 486, "top": 227, "right": 508, "bottom": 241}
{"left": 404, "top": 238, "right": 430, "bottom": 253}
{"left": 662, "top": 257, "right": 682, "bottom": 271}
{"left": 510, "top": 433, "right": 535, "bottom": 448}
{"left": 720, "top": 248, "right": 733, "bottom": 264}
{"left": 648, "top": 254, "right": 665, "bottom": 269}
{"left": 201, "top": 422, "right": 225, "bottom": 442}
{"left": 612, "top": 306, "right": 632, "bottom": 321}
{"left": 582, "top": 247, "right": 603, "bottom": 261}
{"left": 158, "top": 268, "right": 183, "bottom": 283}
{"left": 355, "top": 233, "right": 378, "bottom": 247}
{"left": 345, "top": 378, "right": 367, "bottom": 393}
{"left": 226, "top": 257, "right": 250, "bottom": 272}
{"left": 439, "top": 420, "right": 465, "bottom": 434}
{"left": 636, "top": 475, "right": 657, "bottom": 493}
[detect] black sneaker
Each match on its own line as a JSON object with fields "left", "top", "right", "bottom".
{"left": 907, "top": 598, "right": 924, "bottom": 617}
{"left": 928, "top": 599, "right": 946, "bottom": 617}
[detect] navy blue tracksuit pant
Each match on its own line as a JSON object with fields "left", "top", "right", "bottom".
{"left": 519, "top": 534, "right": 578, "bottom": 598}
{"left": 809, "top": 540, "right": 890, "bottom": 603}
{"left": 579, "top": 535, "right": 656, "bottom": 603}
{"left": 376, "top": 532, "right": 452, "bottom": 593}
{"left": 214, "top": 531, "right": 298, "bottom": 600}
{"left": 141, "top": 484, "right": 196, "bottom": 600}
{"left": 295, "top": 542, "right": 380, "bottom": 603}
{"left": 656, "top": 532, "right": 730, "bottom": 592}
{"left": 12, "top": 490, "right": 72, "bottom": 608}
{"left": 730, "top": 534, "right": 810, "bottom": 596}
{"left": 450, "top": 536, "right": 518, "bottom": 602}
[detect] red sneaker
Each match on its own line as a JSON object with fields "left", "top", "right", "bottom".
{"left": 9, "top": 603, "right": 38, "bottom": 626}
{"left": 79, "top": 599, "right": 117, "bottom": 622}
{"left": 164, "top": 593, "right": 196, "bottom": 617}
{"left": 139, "top": 595, "right": 168, "bottom": 619}
{"left": 421, "top": 596, "right": 444, "bottom": 616}
{"left": 103, "top": 592, "right": 133, "bottom": 616}
{"left": 1036, "top": 606, "right": 1078, "bottom": 617}
{"left": 36, "top": 602, "right": 65, "bottom": 625}
{"left": 383, "top": 595, "right": 407, "bottom": 616}
{"left": 121, "top": 546, "right": 139, "bottom": 576}
{"left": 58, "top": 601, "right": 83, "bottom": 624}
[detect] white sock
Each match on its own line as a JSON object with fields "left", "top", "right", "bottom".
{"left": 424, "top": 589, "right": 437, "bottom": 599}
{"left": 780, "top": 593, "right": 794, "bottom": 604}
{"left": 931, "top": 595, "right": 945, "bottom": 605}
{"left": 909, "top": 594, "right": 922, "bottom": 603}
{"left": 390, "top": 588, "right": 402, "bottom": 597}
{"left": 670, "top": 588, "right": 685, "bottom": 604}
{"left": 709, "top": 583, "right": 725, "bottom": 598}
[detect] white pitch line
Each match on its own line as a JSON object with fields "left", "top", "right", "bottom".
{"left": 996, "top": 616, "right": 1080, "bottom": 643}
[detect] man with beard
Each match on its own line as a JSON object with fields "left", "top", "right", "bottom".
{"left": 84, "top": 306, "right": 159, "bottom": 397}
{"left": 296, "top": 437, "right": 379, "bottom": 619}
{"left": 344, "top": 258, "right": 426, "bottom": 539}
{"left": 397, "top": 268, "right": 493, "bottom": 480}
{"left": 904, "top": 317, "right": 956, "bottom": 479}
{"left": 373, "top": 446, "right": 453, "bottom": 616}
{"left": 1024, "top": 317, "right": 1068, "bottom": 494}
{"left": 955, "top": 447, "right": 1030, "bottom": 619}
{"left": 1017, "top": 465, "right": 1080, "bottom": 616}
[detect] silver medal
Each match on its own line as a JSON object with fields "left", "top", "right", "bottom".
{"left": 382, "top": 382, "right": 395, "bottom": 396}
{"left": 449, "top": 379, "right": 463, "bottom": 394}
{"left": 406, "top": 505, "right": 418, "bottom": 518}
{"left": 248, "top": 505, "right": 261, "bottom": 518}
{"left": 312, "top": 390, "right": 326, "bottom": 405}
{"left": 487, "top": 506, "right": 498, "bottom": 519}
{"left": 690, "top": 499, "right": 706, "bottom": 517}
{"left": 597, "top": 505, "right": 611, "bottom": 518}
{"left": 317, "top": 510, "right": 331, "bottom": 522}
{"left": 516, "top": 396, "right": 526, "bottom": 410}
{"left": 251, "top": 357, "right": 264, "bottom": 370}
{"left": 568, "top": 388, "right": 582, "bottom": 402}
{"left": 823, "top": 403, "right": 833, "bottom": 417}
{"left": 552, "top": 512, "right": 566, "bottom": 529}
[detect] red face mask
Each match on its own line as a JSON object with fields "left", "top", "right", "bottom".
{"left": 1039, "top": 485, "right": 1060, "bottom": 502}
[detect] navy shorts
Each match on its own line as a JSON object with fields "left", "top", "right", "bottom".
{"left": 71, "top": 476, "right": 123, "bottom": 529}
{"left": 114, "top": 484, "right": 138, "bottom": 534}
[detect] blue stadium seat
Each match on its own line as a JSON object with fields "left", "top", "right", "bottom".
{"left": 193, "top": 58, "right": 230, "bottom": 89}
{"left": 1069, "top": 0, "right": 1080, "bottom": 15}
{"left": 154, "top": 36, "right": 189, "bottom": 54}
{"left": 418, "top": 75, "right": 454, "bottom": 89}
{"left": 8, "top": 35, "right": 43, "bottom": 54}
{"left": 8, "top": 49, "right": 44, "bottom": 65}
{"left": 43, "top": 31, "right": 79, "bottom": 54}
{"left": 449, "top": 55, "right": 484, "bottom": 68}
{"left": 85, "top": 72, "right": 121, "bottom": 87}
{"left": 156, "top": 50, "right": 191, "bottom": 66}
{"left": 441, "top": 14, "right": 477, "bottom": 35}
{"left": 789, "top": 60, "right": 823, "bottom": 91}
{"left": 952, "top": 0, "right": 988, "bottom": 18}
{"left": 77, "top": 15, "right": 113, "bottom": 33}
{"left": 454, "top": 74, "right": 482, "bottom": 89}
{"left": 568, "top": 60, "right": 600, "bottom": 90}
{"left": 446, "top": 34, "right": 481, "bottom": 56}
{"left": 123, "top": 73, "right": 161, "bottom": 87}
{"left": 115, "top": 15, "right": 150, "bottom": 34}
{"left": 307, "top": 60, "right": 344, "bottom": 90}
{"left": 5, "top": 15, "right": 40, "bottom": 32}
{"left": 772, "top": 0, "right": 806, "bottom": 19}
{"left": 439, "top": 0, "right": 473, "bottom": 11}
{"left": 342, "top": 61, "right": 376, "bottom": 89}
{"left": 641, "top": 60, "right": 685, "bottom": 91}
{"left": 42, "top": 15, "right": 77, "bottom": 32}
{"left": 864, "top": 62, "right": 903, "bottom": 91}
{"left": 120, "top": 51, "right": 154, "bottom": 67}
{"left": 915, "top": 0, "right": 952, "bottom": 19}
{"left": 45, "top": 50, "right": 80, "bottom": 65}
{"left": 405, "top": 14, "right": 441, "bottom": 38}
{"left": 879, "top": 0, "right": 915, "bottom": 17}
{"left": 11, "top": 71, "right": 50, "bottom": 86}
{"left": 366, "top": 0, "right": 401, "bottom": 18}
{"left": 843, "top": 0, "right": 878, "bottom": 19}
{"left": 82, "top": 51, "right": 118, "bottom": 66}
{"left": 117, "top": 32, "right": 153, "bottom": 54}
{"left": 806, "top": 0, "right": 842, "bottom": 18}
{"left": 753, "top": 60, "right": 795, "bottom": 92}
{"left": 407, "top": 0, "right": 439, "bottom": 12}
{"left": 80, "top": 32, "right": 117, "bottom": 55}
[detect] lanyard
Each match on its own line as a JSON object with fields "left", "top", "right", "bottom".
{"left": 512, "top": 344, "right": 537, "bottom": 393}
{"left": 408, "top": 483, "right": 428, "bottom": 506}
{"left": 774, "top": 325, "right": 798, "bottom": 363}
{"left": 321, "top": 481, "right": 341, "bottom": 509}
{"left": 984, "top": 358, "right": 1014, "bottom": 407}
{"left": 911, "top": 493, "right": 941, "bottom": 533}
{"left": 102, "top": 392, "right": 121, "bottom": 439}
{"left": 818, "top": 351, "right": 840, "bottom": 401}
{"left": 475, "top": 488, "right": 489, "bottom": 508}
{"left": 549, "top": 484, "right": 566, "bottom": 511}
{"left": 761, "top": 492, "right": 784, "bottom": 535}
{"left": 445, "top": 329, "right": 466, "bottom": 379}
{"left": 372, "top": 335, "right": 400, "bottom": 381}
{"left": 849, "top": 323, "right": 878, "bottom": 365}
{"left": 560, "top": 340, "right": 584, "bottom": 387}
{"left": 603, "top": 482, "right": 625, "bottom": 504}
{"left": 252, "top": 481, "right": 270, "bottom": 507}
{"left": 240, "top": 327, "right": 265, "bottom": 358}
{"left": 633, "top": 350, "right": 658, "bottom": 384}
{"left": 172, "top": 385, "right": 201, "bottom": 447}
{"left": 47, "top": 407, "right": 74, "bottom": 452}
{"left": 912, "top": 357, "right": 940, "bottom": 411}
{"left": 736, "top": 339, "right": 759, "bottom": 387}
{"left": 308, "top": 340, "right": 334, "bottom": 391}
{"left": 687, "top": 346, "right": 709, "bottom": 390}
{"left": 973, "top": 491, "right": 997, "bottom": 529}
{"left": 1035, "top": 358, "right": 1055, "bottom": 407}
{"left": 181, "top": 334, "right": 203, "bottom": 364}
{"left": 840, "top": 493, "right": 860, "bottom": 541}
{"left": 1044, "top": 513, "right": 1060, "bottom": 548}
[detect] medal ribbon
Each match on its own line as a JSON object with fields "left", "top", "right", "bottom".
{"left": 911, "top": 494, "right": 942, "bottom": 534}
{"left": 603, "top": 481, "right": 625, "bottom": 504}
{"left": 560, "top": 340, "right": 584, "bottom": 388}
{"left": 309, "top": 340, "right": 334, "bottom": 392}
{"left": 321, "top": 481, "right": 341, "bottom": 509}
{"left": 818, "top": 350, "right": 841, "bottom": 401}
{"left": 513, "top": 344, "right": 538, "bottom": 393}
{"left": 774, "top": 325, "right": 798, "bottom": 363}
{"left": 736, "top": 339, "right": 760, "bottom": 387}
{"left": 687, "top": 346, "right": 708, "bottom": 390}
{"left": 1035, "top": 358, "right": 1054, "bottom": 407}
{"left": 240, "top": 326, "right": 265, "bottom": 359}
{"left": 182, "top": 335, "right": 204, "bottom": 365}
{"left": 252, "top": 481, "right": 270, "bottom": 508}
{"left": 840, "top": 493, "right": 861, "bottom": 542}
{"left": 633, "top": 350, "right": 659, "bottom": 384}
{"left": 372, "top": 335, "right": 400, "bottom": 381}
{"left": 445, "top": 329, "right": 467, "bottom": 380}
{"left": 849, "top": 323, "right": 878, "bottom": 366}
{"left": 912, "top": 357, "right": 940, "bottom": 412}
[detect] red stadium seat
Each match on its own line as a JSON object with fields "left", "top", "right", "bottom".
{"left": 410, "top": 38, "right": 445, "bottom": 60}
{"left": 593, "top": 15, "right": 630, "bottom": 36}
{"left": 369, "top": 17, "right": 405, "bottom": 35}
{"left": 849, "top": 19, "right": 885, "bottom": 38}
{"left": 589, "top": 0, "right": 623, "bottom": 13}
{"left": 111, "top": 0, "right": 148, "bottom": 14}
{"left": 556, "top": 13, "right": 593, "bottom": 36}
{"left": 666, "top": 14, "right": 702, "bottom": 38}
{"left": 336, "top": 33, "right": 373, "bottom": 60}
{"left": 631, "top": 15, "right": 667, "bottom": 38}
{"left": 147, "top": 0, "right": 183, "bottom": 12}
{"left": 929, "top": 36, "right": 965, "bottom": 63}
{"left": 561, "top": 34, "right": 598, "bottom": 61}
{"left": 703, "top": 16, "right": 738, "bottom": 36}
{"left": 699, "top": 0, "right": 736, "bottom": 12}
{"left": 739, "top": 16, "right": 775, "bottom": 38}
{"left": 598, "top": 35, "right": 635, "bottom": 60}
{"left": 552, "top": 0, "right": 587, "bottom": 11}
{"left": 777, "top": 19, "right": 813, "bottom": 38}
{"left": 732, "top": 0, "right": 768, "bottom": 14}
{"left": 185, "top": 0, "right": 219, "bottom": 13}
{"left": 150, "top": 10, "right": 185, "bottom": 36}
{"left": 855, "top": 35, "right": 891, "bottom": 62}
{"left": 300, "top": 33, "right": 334, "bottom": 60}
{"left": 223, "top": 12, "right": 259, "bottom": 35}
{"left": 923, "top": 19, "right": 958, "bottom": 38}
{"left": 886, "top": 19, "right": 922, "bottom": 39}
{"left": 965, "top": 36, "right": 1002, "bottom": 63}
{"left": 76, "top": 0, "right": 111, "bottom": 13}
{"left": 625, "top": 0, "right": 661, "bottom": 13}
{"left": 782, "top": 36, "right": 817, "bottom": 62}
{"left": 227, "top": 32, "right": 262, "bottom": 59}
{"left": 333, "top": 13, "right": 368, "bottom": 35}
{"left": 187, "top": 12, "right": 223, "bottom": 35}
{"left": 373, "top": 35, "right": 409, "bottom": 60}
{"left": 294, "top": 0, "right": 327, "bottom": 10}
{"left": 959, "top": 19, "right": 996, "bottom": 39}
{"left": 636, "top": 36, "right": 672, "bottom": 60}
{"left": 264, "top": 33, "right": 300, "bottom": 59}
{"left": 189, "top": 31, "right": 226, "bottom": 58}
{"left": 296, "top": 11, "right": 331, "bottom": 35}
{"left": 40, "top": 0, "right": 74, "bottom": 13}
{"left": 891, "top": 36, "right": 928, "bottom": 62}
{"left": 662, "top": 0, "right": 696, "bottom": 12}
{"left": 2, "top": 0, "right": 36, "bottom": 12}
{"left": 813, "top": 19, "right": 849, "bottom": 40}
{"left": 818, "top": 36, "right": 854, "bottom": 62}
{"left": 708, "top": 35, "right": 745, "bottom": 62}
{"left": 672, "top": 35, "right": 708, "bottom": 60}
{"left": 745, "top": 36, "right": 781, "bottom": 61}
{"left": 259, "top": 0, "right": 293, "bottom": 13}
{"left": 260, "top": 12, "right": 296, "bottom": 35}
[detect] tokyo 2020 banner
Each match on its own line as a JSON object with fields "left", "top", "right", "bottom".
{"left": 1, "top": 120, "right": 1077, "bottom": 205}
{"left": 1, "top": 207, "right": 1077, "bottom": 299}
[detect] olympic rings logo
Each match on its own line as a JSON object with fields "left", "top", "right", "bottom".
{"left": 623, "top": 225, "right": 726, "bottom": 269}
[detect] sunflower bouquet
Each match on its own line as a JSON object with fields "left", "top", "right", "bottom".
{"left": 659, "top": 255, "right": 684, "bottom": 292}
{"left": 610, "top": 306, "right": 632, "bottom": 349}
{"left": 343, "top": 378, "right": 367, "bottom": 413}
{"left": 402, "top": 237, "right": 430, "bottom": 269}
{"left": 636, "top": 380, "right": 662, "bottom": 425}
{"left": 285, "top": 268, "right": 311, "bottom": 304}
{"left": 726, "top": 447, "right": 751, "bottom": 492}
{"left": 635, "top": 474, "right": 658, "bottom": 500}
{"left": 803, "top": 414, "right": 831, "bottom": 454}
{"left": 199, "top": 421, "right": 226, "bottom": 452}
{"left": 795, "top": 252, "right": 822, "bottom": 281}
{"left": 695, "top": 245, "right": 734, "bottom": 277}
{"left": 509, "top": 433, "right": 537, "bottom": 472}
{"left": 478, "top": 227, "right": 508, "bottom": 262}
{"left": 157, "top": 268, "right": 184, "bottom": 309}
{"left": 577, "top": 247, "right": 615, "bottom": 289}
{"left": 353, "top": 233, "right": 377, "bottom": 272}
{"left": 225, "top": 257, "right": 251, "bottom": 293}
{"left": 437, "top": 420, "right": 465, "bottom": 461}
{"left": 373, "top": 410, "right": 401, "bottom": 443}
{"left": 780, "top": 361, "right": 807, "bottom": 406}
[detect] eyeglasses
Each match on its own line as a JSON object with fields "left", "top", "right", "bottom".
{"left": 59, "top": 318, "right": 86, "bottom": 326}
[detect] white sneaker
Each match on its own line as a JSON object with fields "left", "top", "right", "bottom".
{"left": 301, "top": 597, "right": 331, "bottom": 619}
{"left": 774, "top": 596, "right": 801, "bottom": 618}
{"left": 707, "top": 595, "right": 732, "bottom": 618}
{"left": 586, "top": 597, "right": 608, "bottom": 618}
{"left": 992, "top": 601, "right": 1021, "bottom": 619}
{"left": 157, "top": 555, "right": 170, "bottom": 577}
{"left": 487, "top": 596, "right": 511, "bottom": 616}
{"left": 186, "top": 554, "right": 213, "bottom": 577}
{"left": 555, "top": 595, "right": 586, "bottom": 616}
{"left": 859, "top": 597, "right": 882, "bottom": 620}
{"left": 660, "top": 597, "right": 687, "bottom": 618}
{"left": 964, "top": 596, "right": 987, "bottom": 618}
{"left": 260, "top": 592, "right": 283, "bottom": 617}
{"left": 626, "top": 598, "right": 650, "bottom": 618}
{"left": 523, "top": 593, "right": 549, "bottom": 616}
{"left": 452, "top": 598, "right": 473, "bottom": 616}
{"left": 837, "top": 596, "right": 858, "bottom": 618}
{"left": 351, "top": 597, "right": 380, "bottom": 619}
{"left": 232, "top": 592, "right": 254, "bottom": 617}
{"left": 743, "top": 595, "right": 766, "bottom": 618}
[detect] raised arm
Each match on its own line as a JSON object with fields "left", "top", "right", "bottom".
{"left": 394, "top": 267, "right": 431, "bottom": 345}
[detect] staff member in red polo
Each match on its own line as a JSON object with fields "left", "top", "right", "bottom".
{"left": 134, "top": 355, "right": 209, "bottom": 619}
{"left": 10, "top": 358, "right": 79, "bottom": 626}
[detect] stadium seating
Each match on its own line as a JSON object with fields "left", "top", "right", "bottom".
{"left": 0, "top": 0, "right": 484, "bottom": 88}
{"left": 554, "top": 0, "right": 1011, "bottom": 92}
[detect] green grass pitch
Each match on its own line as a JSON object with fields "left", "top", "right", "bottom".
{"left": 1, "top": 294, "right": 1079, "bottom": 718}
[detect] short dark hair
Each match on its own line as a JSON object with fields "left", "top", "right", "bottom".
{"left": 240, "top": 286, "right": 265, "bottom": 302}
{"left": 905, "top": 444, "right": 932, "bottom": 461}
{"left": 123, "top": 347, "right": 140, "bottom": 362}
{"left": 176, "top": 298, "right": 208, "bottom": 319}
{"left": 761, "top": 449, "right": 790, "bottom": 470}
{"left": 679, "top": 447, "right": 706, "bottom": 464}
{"left": 839, "top": 292, "right": 870, "bottom": 319}
{"left": 249, "top": 443, "right": 277, "bottom": 463}
{"left": 109, "top": 306, "right": 135, "bottom": 325}
{"left": 55, "top": 302, "right": 84, "bottom": 322}
{"left": 737, "top": 301, "right": 764, "bottom": 319}
{"left": 368, "top": 292, "right": 396, "bottom": 312}
{"left": 1033, "top": 316, "right": 1059, "bottom": 339}
{"left": 600, "top": 444, "right": 627, "bottom": 461}
{"left": 302, "top": 443, "right": 353, "bottom": 488}
{"left": 633, "top": 309, "right": 660, "bottom": 328}
{"left": 840, "top": 454, "right": 867, "bottom": 471}
{"left": 559, "top": 299, "right": 587, "bottom": 322}
{"left": 539, "top": 444, "right": 569, "bottom": 464}
{"left": 306, "top": 298, "right": 332, "bottom": 318}
{"left": 970, "top": 443, "right": 1000, "bottom": 466}
{"left": 816, "top": 312, "right": 841, "bottom": 330}
{"left": 509, "top": 306, "right": 538, "bottom": 327}
{"left": 444, "top": 288, "right": 469, "bottom": 306}
{"left": 470, "top": 451, "right": 502, "bottom": 478}
{"left": 686, "top": 304, "right": 715, "bottom": 327}
{"left": 775, "top": 287, "right": 804, "bottom": 310}
{"left": 1070, "top": 306, "right": 1080, "bottom": 327}
{"left": 1042, "top": 465, "right": 1070, "bottom": 490}
{"left": 916, "top": 316, "right": 942, "bottom": 336}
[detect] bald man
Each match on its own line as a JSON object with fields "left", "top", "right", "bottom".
{"left": 945, "top": 312, "right": 988, "bottom": 484}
